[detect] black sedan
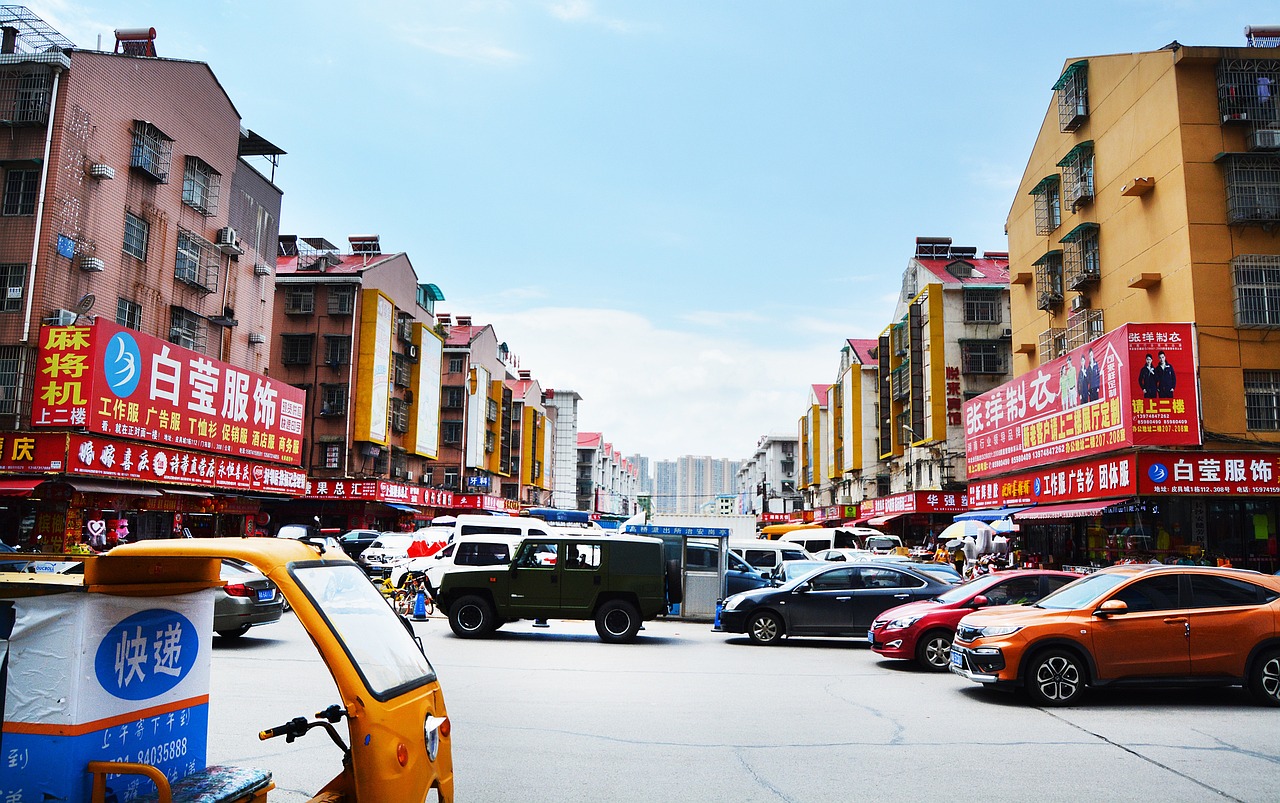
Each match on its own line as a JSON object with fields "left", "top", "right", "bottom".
{"left": 719, "top": 562, "right": 952, "bottom": 645}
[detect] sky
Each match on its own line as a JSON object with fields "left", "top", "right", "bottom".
{"left": 28, "top": 0, "right": 1271, "bottom": 463}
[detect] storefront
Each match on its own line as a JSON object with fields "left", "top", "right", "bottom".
{"left": 269, "top": 480, "right": 459, "bottom": 534}
{"left": 855, "top": 491, "right": 969, "bottom": 545}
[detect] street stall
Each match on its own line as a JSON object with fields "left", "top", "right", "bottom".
{"left": 623, "top": 524, "right": 731, "bottom": 620}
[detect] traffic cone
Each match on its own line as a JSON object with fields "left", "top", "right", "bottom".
{"left": 712, "top": 600, "right": 723, "bottom": 632}
{"left": 412, "top": 590, "right": 428, "bottom": 621}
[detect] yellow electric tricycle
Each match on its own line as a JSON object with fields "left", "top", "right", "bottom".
{"left": 0, "top": 538, "right": 453, "bottom": 803}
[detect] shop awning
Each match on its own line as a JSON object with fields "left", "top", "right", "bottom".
{"left": 0, "top": 478, "right": 46, "bottom": 497}
{"left": 1012, "top": 500, "right": 1121, "bottom": 521}
{"left": 954, "top": 506, "right": 1033, "bottom": 522}
{"left": 384, "top": 503, "right": 418, "bottom": 512}
{"left": 867, "top": 515, "right": 902, "bottom": 527}
{"left": 162, "top": 488, "right": 209, "bottom": 497}
{"left": 64, "top": 479, "right": 163, "bottom": 497}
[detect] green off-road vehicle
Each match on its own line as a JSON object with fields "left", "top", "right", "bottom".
{"left": 432, "top": 532, "right": 680, "bottom": 643}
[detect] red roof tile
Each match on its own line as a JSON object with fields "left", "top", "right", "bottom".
{"left": 846, "top": 338, "right": 879, "bottom": 365}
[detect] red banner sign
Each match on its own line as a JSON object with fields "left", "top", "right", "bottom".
{"left": 67, "top": 433, "right": 306, "bottom": 495}
{"left": 32, "top": 321, "right": 306, "bottom": 465}
{"left": 967, "top": 453, "right": 1137, "bottom": 508}
{"left": 860, "top": 491, "right": 968, "bottom": 518}
{"left": 963, "top": 323, "right": 1200, "bottom": 479}
{"left": 1139, "top": 452, "right": 1280, "bottom": 496}
{"left": 758, "top": 512, "right": 790, "bottom": 523}
{"left": 300, "top": 479, "right": 455, "bottom": 508}
{"left": 0, "top": 432, "right": 67, "bottom": 472}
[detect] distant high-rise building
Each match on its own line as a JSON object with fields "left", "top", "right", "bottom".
{"left": 544, "top": 388, "right": 582, "bottom": 510}
{"left": 627, "top": 454, "right": 653, "bottom": 495}
{"left": 674, "top": 456, "right": 742, "bottom": 514}
{"left": 653, "top": 460, "right": 678, "bottom": 514}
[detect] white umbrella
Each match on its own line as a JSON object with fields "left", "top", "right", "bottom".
{"left": 989, "top": 518, "right": 1017, "bottom": 534}
{"left": 938, "top": 519, "right": 996, "bottom": 544}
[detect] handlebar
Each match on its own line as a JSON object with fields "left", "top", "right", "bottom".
{"left": 259, "top": 705, "right": 351, "bottom": 757}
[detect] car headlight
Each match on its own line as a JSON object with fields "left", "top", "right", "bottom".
{"left": 978, "top": 625, "right": 1023, "bottom": 638}
{"left": 887, "top": 614, "right": 923, "bottom": 630}
{"left": 723, "top": 595, "right": 747, "bottom": 611}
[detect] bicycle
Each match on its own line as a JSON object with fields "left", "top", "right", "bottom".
{"left": 390, "top": 572, "right": 435, "bottom": 617}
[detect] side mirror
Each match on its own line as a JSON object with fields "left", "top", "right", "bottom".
{"left": 1094, "top": 599, "right": 1128, "bottom": 617}
{"left": 971, "top": 594, "right": 989, "bottom": 607}
{"left": 794, "top": 582, "right": 811, "bottom": 593}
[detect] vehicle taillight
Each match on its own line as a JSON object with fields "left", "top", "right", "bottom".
{"left": 223, "top": 583, "right": 253, "bottom": 598}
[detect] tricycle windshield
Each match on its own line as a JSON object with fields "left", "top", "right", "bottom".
{"left": 293, "top": 563, "right": 436, "bottom": 697}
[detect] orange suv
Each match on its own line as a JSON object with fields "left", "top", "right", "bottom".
{"left": 950, "top": 565, "right": 1280, "bottom": 707}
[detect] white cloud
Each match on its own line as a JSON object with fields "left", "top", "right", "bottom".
{"left": 546, "top": 0, "right": 639, "bottom": 33}
{"left": 396, "top": 25, "right": 523, "bottom": 64}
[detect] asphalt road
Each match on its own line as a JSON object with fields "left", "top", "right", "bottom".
{"left": 208, "top": 612, "right": 1279, "bottom": 803}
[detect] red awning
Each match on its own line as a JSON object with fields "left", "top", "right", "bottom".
{"left": 868, "top": 514, "right": 903, "bottom": 527}
{"left": 0, "top": 478, "right": 46, "bottom": 497}
{"left": 1013, "top": 500, "right": 1121, "bottom": 521}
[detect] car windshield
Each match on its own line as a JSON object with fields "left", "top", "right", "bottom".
{"left": 293, "top": 563, "right": 436, "bottom": 697}
{"left": 866, "top": 537, "right": 899, "bottom": 550}
{"left": 778, "top": 564, "right": 832, "bottom": 590}
{"left": 1034, "top": 572, "right": 1129, "bottom": 610}
{"left": 932, "top": 574, "right": 1002, "bottom": 604}
{"left": 373, "top": 535, "right": 413, "bottom": 550}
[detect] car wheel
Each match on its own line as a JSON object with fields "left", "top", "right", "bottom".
{"left": 747, "top": 611, "right": 784, "bottom": 645}
{"left": 1025, "top": 648, "right": 1086, "bottom": 707}
{"left": 595, "top": 600, "right": 642, "bottom": 643}
{"left": 216, "top": 624, "right": 250, "bottom": 639}
{"left": 1248, "top": 648, "right": 1280, "bottom": 707}
{"left": 915, "top": 629, "right": 954, "bottom": 672}
{"left": 448, "top": 594, "right": 495, "bottom": 639}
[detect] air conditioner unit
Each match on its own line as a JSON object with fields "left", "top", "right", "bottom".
{"left": 404, "top": 471, "right": 414, "bottom": 483}
{"left": 253, "top": 262, "right": 271, "bottom": 277}
{"left": 216, "top": 227, "right": 237, "bottom": 246}
{"left": 89, "top": 163, "right": 115, "bottom": 179}
{"left": 403, "top": 390, "right": 413, "bottom": 404}
{"left": 248, "top": 332, "right": 265, "bottom": 345}
{"left": 1070, "top": 295, "right": 1090, "bottom": 312}
{"left": 51, "top": 309, "right": 77, "bottom": 326}
{"left": 1249, "top": 129, "right": 1280, "bottom": 151}
{"left": 1002, "top": 328, "right": 1013, "bottom": 338}
{"left": 406, "top": 344, "right": 419, "bottom": 362}
{"left": 79, "top": 256, "right": 105, "bottom": 272}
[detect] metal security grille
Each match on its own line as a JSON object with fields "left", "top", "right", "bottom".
{"left": 964, "top": 289, "right": 1001, "bottom": 324}
{"left": 0, "top": 344, "right": 32, "bottom": 415}
{"left": 1034, "top": 251, "right": 1064, "bottom": 310}
{"left": 1063, "top": 223, "right": 1101, "bottom": 289}
{"left": 320, "top": 383, "right": 348, "bottom": 415}
{"left": 1054, "top": 61, "right": 1089, "bottom": 132}
{"left": 181, "top": 156, "right": 220, "bottom": 216}
{"left": 0, "top": 263, "right": 24, "bottom": 312}
{"left": 1232, "top": 254, "right": 1280, "bottom": 327}
{"left": 1065, "top": 309, "right": 1104, "bottom": 351}
{"left": 280, "top": 334, "right": 314, "bottom": 365}
{"left": 1030, "top": 175, "right": 1061, "bottom": 236}
{"left": 174, "top": 230, "right": 218, "bottom": 293}
{"left": 1039, "top": 328, "right": 1068, "bottom": 360}
{"left": 1058, "top": 142, "right": 1095, "bottom": 211}
{"left": 284, "top": 286, "right": 314, "bottom": 314}
{"left": 961, "top": 341, "right": 1005, "bottom": 375}
{"left": 1216, "top": 59, "right": 1280, "bottom": 123}
{"left": 115, "top": 298, "right": 142, "bottom": 330}
{"left": 1244, "top": 370, "right": 1280, "bottom": 430}
{"left": 2, "top": 168, "right": 37, "bottom": 215}
{"left": 123, "top": 212, "right": 149, "bottom": 260}
{"left": 1218, "top": 153, "right": 1280, "bottom": 225}
{"left": 169, "top": 307, "right": 206, "bottom": 354}
{"left": 327, "top": 285, "right": 356, "bottom": 314}
{"left": 0, "top": 67, "right": 52, "bottom": 126}
{"left": 131, "top": 121, "right": 173, "bottom": 183}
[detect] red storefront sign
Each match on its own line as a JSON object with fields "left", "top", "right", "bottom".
{"left": 453, "top": 494, "right": 509, "bottom": 513}
{"left": 1139, "top": 452, "right": 1280, "bottom": 496}
{"left": 300, "top": 479, "right": 455, "bottom": 508}
{"left": 67, "top": 433, "right": 306, "bottom": 495}
{"left": 0, "top": 432, "right": 67, "bottom": 472}
{"left": 32, "top": 321, "right": 306, "bottom": 465}
{"left": 758, "top": 512, "right": 790, "bottom": 523}
{"left": 967, "top": 453, "right": 1137, "bottom": 508}
{"left": 860, "top": 491, "right": 968, "bottom": 519}
{"left": 963, "top": 323, "right": 1200, "bottom": 479}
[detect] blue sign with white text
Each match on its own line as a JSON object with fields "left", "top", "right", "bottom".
{"left": 94, "top": 609, "right": 199, "bottom": 700}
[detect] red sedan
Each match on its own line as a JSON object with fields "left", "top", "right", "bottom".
{"left": 868, "top": 570, "right": 1082, "bottom": 671}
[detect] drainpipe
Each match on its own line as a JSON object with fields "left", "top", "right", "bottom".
{"left": 21, "top": 65, "right": 64, "bottom": 342}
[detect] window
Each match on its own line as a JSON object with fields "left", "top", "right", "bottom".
{"left": 442, "top": 469, "right": 459, "bottom": 489}
{"left": 393, "top": 353, "right": 411, "bottom": 387}
{"left": 280, "top": 334, "right": 314, "bottom": 366}
{"left": 284, "top": 286, "right": 315, "bottom": 315}
{"left": 1063, "top": 223, "right": 1100, "bottom": 289}
{"left": 1054, "top": 60, "right": 1089, "bottom": 132}
{"left": 1233, "top": 255, "right": 1280, "bottom": 328}
{"left": 564, "top": 544, "right": 601, "bottom": 570}
{"left": 516, "top": 541, "right": 557, "bottom": 569}
{"left": 1057, "top": 141, "right": 1094, "bottom": 211}
{"left": 0, "top": 263, "right": 24, "bottom": 312}
{"left": 1219, "top": 153, "right": 1280, "bottom": 225}
{"left": 983, "top": 577, "right": 1044, "bottom": 606}
{"left": 116, "top": 298, "right": 142, "bottom": 330}
{"left": 328, "top": 285, "right": 356, "bottom": 315}
{"left": 123, "top": 212, "right": 149, "bottom": 261}
{"left": 808, "top": 568, "right": 857, "bottom": 591}
{"left": 484, "top": 431, "right": 495, "bottom": 453}
{"left": 961, "top": 341, "right": 1005, "bottom": 375}
{"left": 323, "top": 443, "right": 343, "bottom": 470}
{"left": 1189, "top": 575, "right": 1274, "bottom": 608}
{"left": 448, "top": 356, "right": 465, "bottom": 374}
{"left": 1110, "top": 576, "right": 1181, "bottom": 613}
{"left": 1, "top": 68, "right": 52, "bottom": 124}
{"left": 456, "top": 542, "right": 514, "bottom": 567}
{"left": 442, "top": 421, "right": 463, "bottom": 444}
{"left": 0, "top": 345, "right": 29, "bottom": 414}
{"left": 320, "top": 384, "right": 348, "bottom": 415}
{"left": 175, "top": 230, "right": 217, "bottom": 293}
{"left": 1244, "top": 370, "right": 1280, "bottom": 430}
{"left": 130, "top": 121, "right": 173, "bottom": 182}
{"left": 169, "top": 307, "right": 205, "bottom": 353}
{"left": 443, "top": 386, "right": 464, "bottom": 409}
{"left": 964, "top": 289, "right": 1001, "bottom": 324}
{"left": 1030, "top": 175, "right": 1062, "bottom": 235}
{"left": 181, "top": 156, "right": 220, "bottom": 216}
{"left": 486, "top": 398, "right": 498, "bottom": 422}
{"left": 324, "top": 336, "right": 351, "bottom": 367}
{"left": 391, "top": 398, "right": 410, "bottom": 433}
{"left": 1034, "top": 251, "right": 1064, "bottom": 310}
{"left": 2, "top": 169, "right": 37, "bottom": 216}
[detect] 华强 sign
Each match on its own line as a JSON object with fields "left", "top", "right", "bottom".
{"left": 963, "top": 323, "right": 1200, "bottom": 479}
{"left": 32, "top": 321, "right": 305, "bottom": 465}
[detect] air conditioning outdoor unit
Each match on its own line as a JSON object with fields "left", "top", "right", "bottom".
{"left": 51, "top": 309, "right": 77, "bottom": 326}
{"left": 79, "top": 256, "right": 105, "bottom": 272}
{"left": 1070, "top": 295, "right": 1090, "bottom": 312}
{"left": 89, "top": 163, "right": 115, "bottom": 180}
{"left": 253, "top": 262, "right": 271, "bottom": 276}
{"left": 406, "top": 344, "right": 419, "bottom": 362}
{"left": 403, "top": 390, "right": 413, "bottom": 404}
{"left": 248, "top": 332, "right": 265, "bottom": 345}
{"left": 216, "top": 227, "right": 237, "bottom": 246}
{"left": 1001, "top": 328, "right": 1013, "bottom": 338}
{"left": 1249, "top": 129, "right": 1280, "bottom": 151}
{"left": 404, "top": 472, "right": 414, "bottom": 483}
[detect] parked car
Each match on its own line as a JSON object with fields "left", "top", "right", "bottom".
{"left": 768, "top": 560, "right": 829, "bottom": 586}
{"left": 338, "top": 529, "right": 382, "bottom": 561}
{"left": 950, "top": 564, "right": 1280, "bottom": 706}
{"left": 359, "top": 533, "right": 416, "bottom": 579}
{"left": 275, "top": 523, "right": 343, "bottom": 555}
{"left": 778, "top": 527, "right": 874, "bottom": 555}
{"left": 869, "top": 570, "right": 1080, "bottom": 670}
{"left": 719, "top": 563, "right": 953, "bottom": 646}
{"left": 392, "top": 533, "right": 526, "bottom": 590}
{"left": 814, "top": 548, "right": 871, "bottom": 562}
{"left": 215, "top": 558, "right": 284, "bottom": 639}
{"left": 865, "top": 534, "right": 906, "bottom": 555}
{"left": 730, "top": 539, "right": 813, "bottom": 576}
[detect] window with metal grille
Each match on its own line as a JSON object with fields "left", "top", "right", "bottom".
{"left": 123, "top": 212, "right": 149, "bottom": 261}
{"left": 1054, "top": 61, "right": 1089, "bottom": 132}
{"left": 322, "top": 443, "right": 343, "bottom": 469}
{"left": 442, "top": 421, "right": 463, "bottom": 444}
{"left": 2, "top": 169, "right": 37, "bottom": 215}
{"left": 1034, "top": 251, "right": 1064, "bottom": 310}
{"left": 1244, "top": 370, "right": 1280, "bottom": 430}
{"left": 284, "top": 286, "right": 314, "bottom": 314}
{"left": 393, "top": 354, "right": 411, "bottom": 387}
{"left": 443, "top": 469, "right": 459, "bottom": 489}
{"left": 448, "top": 356, "right": 465, "bottom": 374}
{"left": 0, "top": 345, "right": 29, "bottom": 414}
{"left": 169, "top": 307, "right": 205, "bottom": 353}
{"left": 1063, "top": 222, "right": 1100, "bottom": 289}
{"left": 323, "top": 336, "right": 351, "bottom": 366}
{"left": 1216, "top": 58, "right": 1280, "bottom": 124}
{"left": 327, "top": 284, "right": 356, "bottom": 315}
{"left": 0, "top": 67, "right": 52, "bottom": 124}
{"left": 1058, "top": 142, "right": 1094, "bottom": 211}
{"left": 116, "top": 298, "right": 142, "bottom": 330}
{"left": 1029, "top": 175, "right": 1061, "bottom": 235}
{"left": 280, "top": 334, "right": 314, "bottom": 366}
{"left": 486, "top": 398, "right": 498, "bottom": 422}
{"left": 320, "top": 383, "right": 348, "bottom": 415}
{"left": 961, "top": 341, "right": 1005, "bottom": 375}
{"left": 484, "top": 431, "right": 495, "bottom": 453}
{"left": 443, "top": 386, "right": 464, "bottom": 409}
{"left": 1232, "top": 255, "right": 1280, "bottom": 327}
{"left": 0, "top": 263, "right": 24, "bottom": 312}
{"left": 1065, "top": 309, "right": 1105, "bottom": 350}
{"left": 1217, "top": 153, "right": 1280, "bottom": 225}
{"left": 174, "top": 230, "right": 217, "bottom": 293}
{"left": 391, "top": 398, "right": 410, "bottom": 433}
{"left": 964, "top": 289, "right": 1001, "bottom": 324}
{"left": 181, "top": 156, "right": 220, "bottom": 216}
{"left": 131, "top": 121, "right": 172, "bottom": 182}
{"left": 1038, "top": 328, "right": 1068, "bottom": 360}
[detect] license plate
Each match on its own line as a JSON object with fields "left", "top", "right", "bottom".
{"left": 950, "top": 652, "right": 963, "bottom": 668}
{"left": 866, "top": 632, "right": 874, "bottom": 643}
{"left": 257, "top": 588, "right": 275, "bottom": 603}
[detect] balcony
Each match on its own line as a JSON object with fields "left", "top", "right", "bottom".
{"left": 1034, "top": 251, "right": 1064, "bottom": 311}
{"left": 1053, "top": 61, "right": 1089, "bottom": 133}
{"left": 1064, "top": 309, "right": 1104, "bottom": 350}
{"left": 1038, "top": 328, "right": 1068, "bottom": 361}
{"left": 1216, "top": 58, "right": 1280, "bottom": 123}
{"left": 1217, "top": 153, "right": 1280, "bottom": 225}
{"left": 1062, "top": 222, "right": 1101, "bottom": 289}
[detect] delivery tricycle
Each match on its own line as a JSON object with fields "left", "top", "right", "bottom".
{"left": 0, "top": 537, "right": 453, "bottom": 802}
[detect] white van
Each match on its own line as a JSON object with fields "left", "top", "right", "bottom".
{"left": 778, "top": 527, "right": 884, "bottom": 555}
{"left": 728, "top": 539, "right": 813, "bottom": 575}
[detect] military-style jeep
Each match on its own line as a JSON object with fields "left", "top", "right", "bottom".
{"left": 432, "top": 533, "right": 678, "bottom": 643}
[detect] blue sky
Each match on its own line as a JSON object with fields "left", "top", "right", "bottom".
{"left": 37, "top": 1, "right": 1266, "bottom": 462}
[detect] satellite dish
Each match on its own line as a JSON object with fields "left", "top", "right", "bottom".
{"left": 77, "top": 293, "right": 95, "bottom": 312}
